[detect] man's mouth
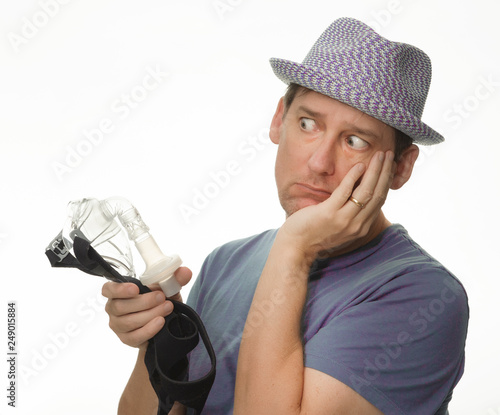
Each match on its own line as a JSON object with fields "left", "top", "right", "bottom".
{"left": 295, "top": 183, "right": 332, "bottom": 201}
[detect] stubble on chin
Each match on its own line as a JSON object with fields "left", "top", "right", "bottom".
{"left": 278, "top": 189, "right": 297, "bottom": 218}
{"left": 279, "top": 190, "right": 318, "bottom": 218}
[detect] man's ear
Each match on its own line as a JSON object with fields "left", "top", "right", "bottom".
{"left": 390, "top": 144, "right": 419, "bottom": 190}
{"left": 269, "top": 97, "right": 285, "bottom": 145}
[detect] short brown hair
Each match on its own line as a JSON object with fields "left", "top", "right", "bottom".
{"left": 283, "top": 83, "right": 412, "bottom": 161}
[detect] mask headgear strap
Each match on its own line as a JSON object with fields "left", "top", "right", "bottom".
{"left": 45, "top": 233, "right": 216, "bottom": 414}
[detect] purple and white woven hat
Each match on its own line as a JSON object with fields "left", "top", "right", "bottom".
{"left": 270, "top": 17, "right": 444, "bottom": 145}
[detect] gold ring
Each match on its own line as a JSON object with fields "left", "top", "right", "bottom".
{"left": 349, "top": 196, "right": 365, "bottom": 209}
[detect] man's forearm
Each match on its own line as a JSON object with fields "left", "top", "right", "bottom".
{"left": 118, "top": 347, "right": 158, "bottom": 415}
{"left": 234, "top": 232, "right": 314, "bottom": 415}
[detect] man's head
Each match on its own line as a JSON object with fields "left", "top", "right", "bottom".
{"left": 270, "top": 85, "right": 419, "bottom": 217}
{"left": 268, "top": 17, "right": 441, "bottom": 217}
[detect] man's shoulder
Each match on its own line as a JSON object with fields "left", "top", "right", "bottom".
{"left": 372, "top": 224, "right": 468, "bottom": 306}
{"left": 208, "top": 228, "right": 279, "bottom": 261}
{"left": 315, "top": 223, "right": 468, "bottom": 302}
{"left": 193, "top": 229, "right": 279, "bottom": 296}
{"left": 374, "top": 224, "right": 455, "bottom": 270}
{"left": 197, "top": 229, "right": 278, "bottom": 281}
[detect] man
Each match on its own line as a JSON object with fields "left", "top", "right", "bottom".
{"left": 103, "top": 18, "right": 468, "bottom": 414}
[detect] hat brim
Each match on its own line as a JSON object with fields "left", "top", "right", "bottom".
{"left": 270, "top": 57, "right": 444, "bottom": 145}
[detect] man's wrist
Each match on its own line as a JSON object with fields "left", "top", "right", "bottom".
{"left": 274, "top": 229, "right": 318, "bottom": 270}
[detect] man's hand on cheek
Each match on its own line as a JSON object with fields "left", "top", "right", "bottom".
{"left": 277, "top": 151, "right": 396, "bottom": 259}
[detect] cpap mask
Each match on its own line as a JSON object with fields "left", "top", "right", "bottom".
{"left": 45, "top": 197, "right": 215, "bottom": 414}
{"left": 58, "top": 196, "right": 182, "bottom": 296}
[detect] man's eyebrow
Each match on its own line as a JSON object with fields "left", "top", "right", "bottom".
{"left": 296, "top": 105, "right": 324, "bottom": 119}
{"left": 296, "top": 105, "right": 383, "bottom": 140}
{"left": 348, "top": 126, "right": 381, "bottom": 140}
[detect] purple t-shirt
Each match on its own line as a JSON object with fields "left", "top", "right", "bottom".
{"left": 187, "top": 224, "right": 469, "bottom": 414}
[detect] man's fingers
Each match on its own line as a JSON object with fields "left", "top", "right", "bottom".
{"left": 105, "top": 290, "right": 167, "bottom": 316}
{"left": 351, "top": 151, "right": 385, "bottom": 205}
{"left": 104, "top": 285, "right": 174, "bottom": 347}
{"left": 102, "top": 281, "right": 139, "bottom": 299}
{"left": 116, "top": 316, "right": 167, "bottom": 348}
{"left": 102, "top": 269, "right": 192, "bottom": 348}
{"left": 109, "top": 300, "right": 173, "bottom": 334}
{"left": 328, "top": 162, "right": 366, "bottom": 209}
{"left": 374, "top": 151, "right": 396, "bottom": 200}
{"left": 174, "top": 266, "right": 192, "bottom": 287}
{"left": 349, "top": 151, "right": 394, "bottom": 212}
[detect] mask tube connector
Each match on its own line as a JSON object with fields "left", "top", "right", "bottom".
{"left": 101, "top": 197, "right": 182, "bottom": 297}
{"left": 135, "top": 235, "right": 182, "bottom": 297}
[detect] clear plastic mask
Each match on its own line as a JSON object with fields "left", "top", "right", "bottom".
{"left": 62, "top": 198, "right": 135, "bottom": 277}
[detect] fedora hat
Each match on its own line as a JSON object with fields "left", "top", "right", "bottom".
{"left": 270, "top": 17, "right": 443, "bottom": 145}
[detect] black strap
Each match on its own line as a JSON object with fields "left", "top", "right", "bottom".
{"left": 46, "top": 232, "right": 101, "bottom": 276}
{"left": 146, "top": 301, "right": 217, "bottom": 414}
{"left": 45, "top": 233, "right": 216, "bottom": 414}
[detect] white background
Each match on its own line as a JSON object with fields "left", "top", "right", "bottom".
{"left": 1, "top": 0, "right": 499, "bottom": 413}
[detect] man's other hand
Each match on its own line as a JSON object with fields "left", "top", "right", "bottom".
{"left": 102, "top": 266, "right": 192, "bottom": 349}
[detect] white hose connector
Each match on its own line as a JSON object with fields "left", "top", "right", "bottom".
{"left": 135, "top": 235, "right": 182, "bottom": 297}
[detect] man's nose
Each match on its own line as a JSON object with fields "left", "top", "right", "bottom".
{"left": 307, "top": 137, "right": 336, "bottom": 176}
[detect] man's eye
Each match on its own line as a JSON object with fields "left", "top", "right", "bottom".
{"left": 299, "top": 118, "right": 317, "bottom": 131}
{"left": 346, "top": 135, "right": 368, "bottom": 149}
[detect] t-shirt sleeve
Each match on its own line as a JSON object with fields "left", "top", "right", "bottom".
{"left": 186, "top": 247, "right": 216, "bottom": 311}
{"left": 186, "top": 269, "right": 202, "bottom": 310}
{"left": 304, "top": 268, "right": 469, "bottom": 415}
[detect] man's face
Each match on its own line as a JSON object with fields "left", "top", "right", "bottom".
{"left": 270, "top": 89, "right": 397, "bottom": 217}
